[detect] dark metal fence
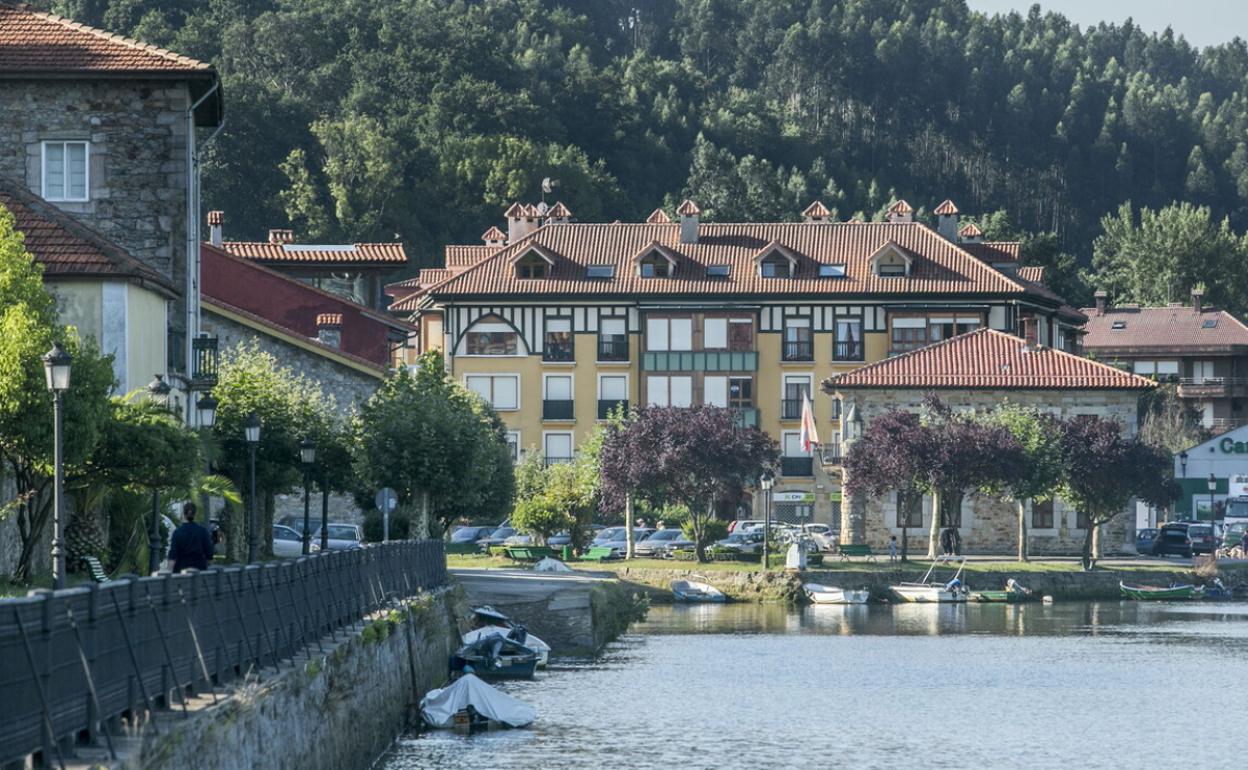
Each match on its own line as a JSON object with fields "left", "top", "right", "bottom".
{"left": 0, "top": 540, "right": 446, "bottom": 768}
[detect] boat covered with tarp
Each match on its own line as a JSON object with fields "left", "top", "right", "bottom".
{"left": 1119, "top": 581, "right": 1205, "bottom": 601}
{"left": 671, "top": 579, "right": 727, "bottom": 603}
{"left": 420, "top": 673, "right": 536, "bottom": 729}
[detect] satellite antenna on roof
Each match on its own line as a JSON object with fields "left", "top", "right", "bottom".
{"left": 540, "top": 177, "right": 559, "bottom": 204}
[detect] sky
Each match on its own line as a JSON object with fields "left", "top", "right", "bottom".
{"left": 967, "top": 0, "right": 1246, "bottom": 48}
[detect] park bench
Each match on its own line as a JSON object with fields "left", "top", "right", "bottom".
{"left": 81, "top": 556, "right": 111, "bottom": 583}
{"left": 837, "top": 544, "right": 877, "bottom": 562}
{"left": 504, "top": 546, "right": 557, "bottom": 563}
{"left": 444, "top": 542, "right": 483, "bottom": 555}
{"left": 579, "top": 546, "right": 616, "bottom": 562}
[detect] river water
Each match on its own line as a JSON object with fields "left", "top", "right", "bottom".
{"left": 381, "top": 602, "right": 1248, "bottom": 769}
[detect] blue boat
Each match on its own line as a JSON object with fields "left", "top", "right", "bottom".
{"left": 451, "top": 634, "right": 540, "bottom": 681}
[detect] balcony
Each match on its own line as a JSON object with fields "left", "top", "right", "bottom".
{"left": 543, "top": 343, "right": 574, "bottom": 363}
{"left": 544, "top": 456, "right": 573, "bottom": 468}
{"left": 732, "top": 407, "right": 759, "bottom": 428}
{"left": 542, "top": 399, "right": 574, "bottom": 421}
{"left": 1210, "top": 418, "right": 1245, "bottom": 435}
{"left": 598, "top": 399, "right": 628, "bottom": 420}
{"left": 782, "top": 340, "right": 813, "bottom": 362}
{"left": 190, "top": 334, "right": 219, "bottom": 390}
{"left": 598, "top": 337, "right": 628, "bottom": 362}
{"left": 780, "top": 398, "right": 804, "bottom": 420}
{"left": 818, "top": 444, "right": 843, "bottom": 467}
{"left": 781, "top": 456, "right": 814, "bottom": 477}
{"left": 642, "top": 350, "right": 757, "bottom": 372}
{"left": 833, "top": 340, "right": 863, "bottom": 362}
{"left": 1178, "top": 377, "right": 1248, "bottom": 400}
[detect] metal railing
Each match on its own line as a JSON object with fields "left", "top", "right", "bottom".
{"left": 597, "top": 337, "right": 628, "bottom": 362}
{"left": 543, "top": 399, "right": 575, "bottom": 420}
{"left": 597, "top": 399, "right": 628, "bottom": 420}
{"left": 833, "top": 340, "right": 863, "bottom": 361}
{"left": 782, "top": 340, "right": 813, "bottom": 361}
{"left": 781, "top": 457, "right": 814, "bottom": 477}
{"left": 542, "top": 342, "right": 573, "bottom": 362}
{"left": 0, "top": 540, "right": 446, "bottom": 767}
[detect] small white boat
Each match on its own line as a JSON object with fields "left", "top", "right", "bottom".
{"left": 804, "top": 583, "right": 870, "bottom": 604}
{"left": 671, "top": 579, "right": 727, "bottom": 603}
{"left": 420, "top": 673, "right": 536, "bottom": 730}
{"left": 890, "top": 556, "right": 969, "bottom": 603}
{"left": 462, "top": 626, "right": 551, "bottom": 668}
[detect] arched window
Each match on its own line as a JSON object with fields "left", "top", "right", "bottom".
{"left": 461, "top": 316, "right": 524, "bottom": 355}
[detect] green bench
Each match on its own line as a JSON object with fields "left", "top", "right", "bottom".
{"left": 82, "top": 556, "right": 110, "bottom": 583}
{"left": 504, "top": 546, "right": 558, "bottom": 563}
{"left": 579, "top": 546, "right": 616, "bottom": 562}
{"left": 838, "top": 544, "right": 877, "bottom": 562}
{"left": 445, "top": 542, "right": 483, "bottom": 555}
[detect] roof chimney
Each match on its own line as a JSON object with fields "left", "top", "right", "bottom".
{"left": 957, "top": 222, "right": 983, "bottom": 244}
{"left": 316, "top": 313, "right": 342, "bottom": 349}
{"left": 1192, "top": 286, "right": 1205, "bottom": 314}
{"left": 545, "top": 201, "right": 572, "bottom": 224}
{"left": 1094, "top": 290, "right": 1108, "bottom": 316}
{"left": 481, "top": 226, "right": 506, "bottom": 248}
{"left": 505, "top": 202, "right": 533, "bottom": 244}
{"left": 885, "top": 200, "right": 913, "bottom": 224}
{"left": 646, "top": 208, "right": 672, "bottom": 224}
{"left": 207, "top": 210, "right": 224, "bottom": 247}
{"left": 802, "top": 200, "right": 831, "bottom": 224}
{"left": 676, "top": 199, "right": 700, "bottom": 244}
{"left": 268, "top": 228, "right": 294, "bottom": 245}
{"left": 934, "top": 199, "right": 959, "bottom": 241}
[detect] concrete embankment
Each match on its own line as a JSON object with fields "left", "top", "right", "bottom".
{"left": 113, "top": 585, "right": 468, "bottom": 770}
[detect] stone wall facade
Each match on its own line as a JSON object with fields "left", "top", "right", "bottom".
{"left": 835, "top": 388, "right": 1143, "bottom": 556}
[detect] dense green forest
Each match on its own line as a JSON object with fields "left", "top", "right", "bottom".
{"left": 41, "top": 0, "right": 1248, "bottom": 308}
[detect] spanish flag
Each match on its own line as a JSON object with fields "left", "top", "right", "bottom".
{"left": 799, "top": 393, "right": 820, "bottom": 452}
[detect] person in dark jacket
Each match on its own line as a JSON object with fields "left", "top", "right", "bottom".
{"left": 940, "top": 526, "right": 955, "bottom": 556}
{"left": 168, "top": 502, "right": 214, "bottom": 572}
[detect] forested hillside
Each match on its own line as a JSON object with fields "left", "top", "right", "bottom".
{"left": 42, "top": 0, "right": 1248, "bottom": 306}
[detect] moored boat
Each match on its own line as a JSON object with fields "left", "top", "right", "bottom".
{"left": 804, "top": 583, "right": 870, "bottom": 604}
{"left": 1119, "top": 581, "right": 1205, "bottom": 601}
{"left": 972, "top": 578, "right": 1033, "bottom": 603}
{"left": 671, "top": 579, "right": 727, "bottom": 603}
{"left": 451, "top": 635, "right": 541, "bottom": 681}
{"left": 462, "top": 626, "right": 551, "bottom": 668}
{"left": 890, "top": 556, "right": 969, "bottom": 603}
{"left": 420, "top": 673, "right": 536, "bottom": 730}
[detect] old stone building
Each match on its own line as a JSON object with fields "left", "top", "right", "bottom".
{"left": 823, "top": 328, "right": 1155, "bottom": 556}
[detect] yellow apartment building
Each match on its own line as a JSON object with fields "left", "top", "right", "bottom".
{"left": 390, "top": 199, "right": 1086, "bottom": 532}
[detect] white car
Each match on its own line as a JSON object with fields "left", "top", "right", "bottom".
{"left": 313, "top": 523, "right": 363, "bottom": 550}
{"left": 272, "top": 525, "right": 320, "bottom": 557}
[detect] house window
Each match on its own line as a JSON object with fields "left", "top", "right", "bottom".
{"left": 760, "top": 255, "right": 792, "bottom": 278}
{"left": 782, "top": 375, "right": 811, "bottom": 420}
{"left": 1192, "top": 360, "right": 1216, "bottom": 383}
{"left": 1075, "top": 509, "right": 1090, "bottom": 530}
{"left": 544, "top": 432, "right": 573, "bottom": 465}
{"left": 783, "top": 318, "right": 813, "bottom": 361}
{"left": 646, "top": 375, "right": 692, "bottom": 407}
{"left": 704, "top": 318, "right": 728, "bottom": 350}
{"left": 465, "top": 374, "right": 519, "bottom": 410}
{"left": 515, "top": 251, "right": 548, "bottom": 279}
{"left": 834, "top": 318, "right": 863, "bottom": 361}
{"left": 896, "top": 489, "right": 923, "bottom": 528}
{"left": 929, "top": 316, "right": 981, "bottom": 342}
{"left": 598, "top": 375, "right": 628, "bottom": 419}
{"left": 646, "top": 317, "right": 692, "bottom": 352}
{"left": 599, "top": 317, "right": 628, "bottom": 361}
{"left": 890, "top": 318, "right": 928, "bottom": 353}
{"left": 542, "top": 375, "right": 574, "bottom": 420}
{"left": 544, "top": 318, "right": 573, "bottom": 362}
{"left": 729, "top": 319, "right": 753, "bottom": 351}
{"left": 729, "top": 377, "right": 753, "bottom": 409}
{"left": 781, "top": 432, "right": 813, "bottom": 477}
{"left": 505, "top": 431, "right": 521, "bottom": 462}
{"left": 42, "top": 141, "right": 89, "bottom": 202}
{"left": 639, "top": 252, "right": 671, "bottom": 277}
{"left": 1032, "top": 499, "right": 1054, "bottom": 529}
{"left": 704, "top": 376, "right": 728, "bottom": 407}
{"left": 464, "top": 322, "right": 520, "bottom": 355}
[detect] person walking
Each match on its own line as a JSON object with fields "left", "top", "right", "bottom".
{"left": 168, "top": 502, "right": 215, "bottom": 573}
{"left": 940, "top": 526, "right": 955, "bottom": 556}
{"left": 888, "top": 535, "right": 898, "bottom": 562}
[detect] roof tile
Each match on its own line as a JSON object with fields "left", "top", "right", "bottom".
{"left": 1081, "top": 305, "right": 1248, "bottom": 350}
{"left": 220, "top": 241, "right": 407, "bottom": 265}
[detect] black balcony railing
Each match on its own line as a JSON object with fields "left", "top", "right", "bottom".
{"left": 781, "top": 398, "right": 805, "bottom": 420}
{"left": 543, "top": 399, "right": 575, "bottom": 420}
{"left": 819, "top": 444, "right": 843, "bottom": 466}
{"left": 781, "top": 456, "right": 814, "bottom": 477}
{"left": 543, "top": 342, "right": 573, "bottom": 362}
{"left": 782, "top": 340, "right": 813, "bottom": 361}
{"left": 833, "top": 340, "right": 863, "bottom": 361}
{"left": 544, "top": 456, "right": 574, "bottom": 467}
{"left": 598, "top": 399, "right": 628, "bottom": 419}
{"left": 598, "top": 337, "right": 628, "bottom": 361}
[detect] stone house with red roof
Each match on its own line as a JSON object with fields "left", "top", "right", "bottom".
{"left": 823, "top": 328, "right": 1155, "bottom": 555}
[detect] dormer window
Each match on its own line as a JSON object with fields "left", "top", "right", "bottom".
{"left": 760, "top": 255, "right": 792, "bottom": 278}
{"left": 513, "top": 245, "right": 555, "bottom": 280}
{"left": 869, "top": 242, "right": 912, "bottom": 278}
{"left": 633, "top": 241, "right": 678, "bottom": 278}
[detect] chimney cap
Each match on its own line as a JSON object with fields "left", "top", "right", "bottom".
{"left": 481, "top": 226, "right": 506, "bottom": 242}
{"left": 546, "top": 201, "right": 572, "bottom": 219}
{"left": 802, "top": 200, "right": 831, "bottom": 218}
{"left": 958, "top": 222, "right": 983, "bottom": 239}
{"left": 207, "top": 210, "right": 224, "bottom": 225}
{"left": 315, "top": 313, "right": 342, "bottom": 327}
{"left": 934, "top": 199, "right": 959, "bottom": 216}
{"left": 887, "top": 199, "right": 914, "bottom": 215}
{"left": 646, "top": 208, "right": 672, "bottom": 224}
{"left": 268, "top": 228, "right": 294, "bottom": 244}
{"left": 522, "top": 204, "right": 542, "bottom": 219}
{"left": 676, "top": 199, "right": 701, "bottom": 217}
{"left": 1094, "top": 290, "right": 1108, "bottom": 298}
{"left": 504, "top": 202, "right": 526, "bottom": 218}
{"left": 1191, "top": 286, "right": 1205, "bottom": 296}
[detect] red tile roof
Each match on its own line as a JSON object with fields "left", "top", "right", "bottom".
{"left": 824, "top": 328, "right": 1154, "bottom": 391}
{"left": 962, "top": 241, "right": 1020, "bottom": 263}
{"left": 445, "top": 244, "right": 499, "bottom": 268}
{"left": 0, "top": 3, "right": 214, "bottom": 75}
{"left": 675, "top": 199, "right": 701, "bottom": 216}
{"left": 1018, "top": 266, "right": 1045, "bottom": 283}
{"left": 1080, "top": 304, "right": 1248, "bottom": 352}
{"left": 959, "top": 222, "right": 984, "bottom": 239}
{"left": 481, "top": 226, "right": 506, "bottom": 242}
{"left": 802, "top": 201, "right": 831, "bottom": 218}
{"left": 546, "top": 202, "right": 572, "bottom": 219}
{"left": 220, "top": 240, "right": 407, "bottom": 265}
{"left": 429, "top": 221, "right": 1047, "bottom": 300}
{"left": 888, "top": 200, "right": 914, "bottom": 215}
{"left": 646, "top": 209, "right": 672, "bottom": 224}
{"left": 933, "top": 199, "right": 959, "bottom": 216}
{"left": 0, "top": 176, "right": 176, "bottom": 296}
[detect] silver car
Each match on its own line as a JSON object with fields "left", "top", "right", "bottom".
{"left": 272, "top": 525, "right": 320, "bottom": 557}
{"left": 312, "top": 523, "right": 363, "bottom": 550}
{"left": 633, "top": 528, "right": 693, "bottom": 558}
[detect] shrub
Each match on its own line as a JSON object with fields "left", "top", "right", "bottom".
{"left": 362, "top": 510, "right": 410, "bottom": 542}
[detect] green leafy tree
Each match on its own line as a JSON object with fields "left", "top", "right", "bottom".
{"left": 979, "top": 404, "right": 1065, "bottom": 561}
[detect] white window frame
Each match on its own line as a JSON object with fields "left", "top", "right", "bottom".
{"left": 781, "top": 430, "right": 810, "bottom": 458}
{"left": 782, "top": 373, "right": 813, "bottom": 399}
{"left": 459, "top": 320, "right": 525, "bottom": 357}
{"left": 646, "top": 317, "right": 670, "bottom": 351}
{"left": 704, "top": 375, "right": 728, "bottom": 407}
{"left": 464, "top": 373, "right": 520, "bottom": 411}
{"left": 597, "top": 373, "right": 628, "bottom": 401}
{"left": 1028, "top": 498, "right": 1058, "bottom": 534}
{"left": 542, "top": 373, "right": 574, "bottom": 401}
{"left": 704, "top": 317, "right": 728, "bottom": 350}
{"left": 542, "top": 431, "right": 574, "bottom": 461}
{"left": 41, "top": 140, "right": 90, "bottom": 202}
{"left": 505, "top": 431, "right": 522, "bottom": 462}
{"left": 646, "top": 374, "right": 692, "bottom": 407}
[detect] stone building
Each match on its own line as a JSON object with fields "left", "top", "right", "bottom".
{"left": 0, "top": 3, "right": 224, "bottom": 422}
{"left": 823, "top": 328, "right": 1155, "bottom": 556}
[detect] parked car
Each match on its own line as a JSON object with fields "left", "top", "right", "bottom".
{"left": 1188, "top": 524, "right": 1217, "bottom": 555}
{"left": 801, "top": 523, "right": 837, "bottom": 552}
{"left": 728, "top": 519, "right": 765, "bottom": 534}
{"left": 1135, "top": 528, "right": 1159, "bottom": 555}
{"left": 602, "top": 528, "right": 656, "bottom": 556}
{"left": 477, "top": 526, "right": 517, "bottom": 548}
{"left": 451, "top": 525, "right": 494, "bottom": 544}
{"left": 503, "top": 533, "right": 533, "bottom": 546}
{"left": 312, "top": 523, "right": 363, "bottom": 550}
{"left": 272, "top": 525, "right": 320, "bottom": 557}
{"left": 547, "top": 532, "right": 572, "bottom": 546}
{"left": 713, "top": 531, "right": 765, "bottom": 555}
{"left": 1222, "top": 522, "right": 1248, "bottom": 550}
{"left": 592, "top": 526, "right": 627, "bottom": 546}
{"left": 277, "top": 515, "right": 325, "bottom": 535}
{"left": 633, "top": 528, "right": 694, "bottom": 557}
{"left": 1152, "top": 522, "right": 1215, "bottom": 557}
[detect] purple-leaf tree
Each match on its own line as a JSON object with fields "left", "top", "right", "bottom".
{"left": 599, "top": 405, "right": 778, "bottom": 562}
{"left": 842, "top": 409, "right": 930, "bottom": 561}
{"left": 1058, "top": 415, "right": 1177, "bottom": 570}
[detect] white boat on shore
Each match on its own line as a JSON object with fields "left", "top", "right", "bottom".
{"left": 804, "top": 583, "right": 870, "bottom": 604}
{"left": 890, "top": 556, "right": 969, "bottom": 603}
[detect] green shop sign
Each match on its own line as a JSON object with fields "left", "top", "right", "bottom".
{"left": 1219, "top": 438, "right": 1248, "bottom": 454}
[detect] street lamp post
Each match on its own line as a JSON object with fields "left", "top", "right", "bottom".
{"left": 244, "top": 413, "right": 261, "bottom": 563}
{"left": 1178, "top": 450, "right": 1188, "bottom": 526}
{"left": 42, "top": 343, "right": 72, "bottom": 589}
{"left": 300, "top": 438, "right": 316, "bottom": 555}
{"left": 760, "top": 471, "right": 774, "bottom": 570}
{"left": 147, "top": 375, "right": 172, "bottom": 574}
{"left": 1208, "top": 473, "right": 1218, "bottom": 554}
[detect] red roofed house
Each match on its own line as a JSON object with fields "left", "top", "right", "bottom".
{"left": 1081, "top": 288, "right": 1248, "bottom": 434}
{"left": 823, "top": 328, "right": 1155, "bottom": 556}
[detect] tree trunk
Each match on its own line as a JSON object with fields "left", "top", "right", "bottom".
{"left": 1017, "top": 499, "right": 1029, "bottom": 562}
{"left": 624, "top": 495, "right": 635, "bottom": 559}
{"left": 1081, "top": 525, "right": 1095, "bottom": 571}
{"left": 12, "top": 469, "right": 51, "bottom": 584}
{"left": 262, "top": 492, "right": 275, "bottom": 558}
{"left": 1091, "top": 521, "right": 1101, "bottom": 563}
{"left": 927, "top": 488, "right": 941, "bottom": 559}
